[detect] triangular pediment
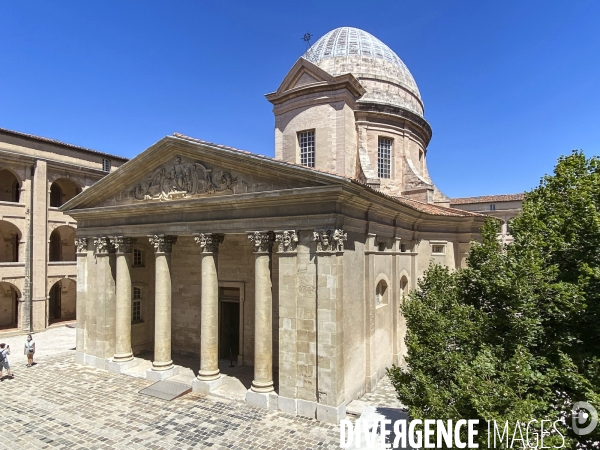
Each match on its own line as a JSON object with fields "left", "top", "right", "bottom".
{"left": 61, "top": 134, "right": 344, "bottom": 211}
{"left": 275, "top": 58, "right": 335, "bottom": 94}
{"left": 265, "top": 58, "right": 366, "bottom": 104}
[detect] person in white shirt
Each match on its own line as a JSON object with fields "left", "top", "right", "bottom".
{"left": 0, "top": 343, "right": 13, "bottom": 380}
{"left": 24, "top": 334, "right": 35, "bottom": 367}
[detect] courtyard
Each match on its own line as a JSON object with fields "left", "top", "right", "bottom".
{"left": 0, "top": 326, "right": 401, "bottom": 449}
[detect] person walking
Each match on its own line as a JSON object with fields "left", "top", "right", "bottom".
{"left": 0, "top": 343, "right": 13, "bottom": 380}
{"left": 24, "top": 334, "right": 35, "bottom": 367}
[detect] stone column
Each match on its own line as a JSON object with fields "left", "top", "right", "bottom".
{"left": 248, "top": 231, "right": 275, "bottom": 394}
{"left": 195, "top": 233, "right": 224, "bottom": 381}
{"left": 111, "top": 236, "right": 135, "bottom": 362}
{"left": 149, "top": 235, "right": 177, "bottom": 373}
{"left": 92, "top": 237, "right": 116, "bottom": 368}
{"left": 74, "top": 237, "right": 88, "bottom": 363}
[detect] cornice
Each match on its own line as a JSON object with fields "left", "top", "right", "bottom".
{"left": 355, "top": 102, "right": 432, "bottom": 145}
{"left": 266, "top": 74, "right": 365, "bottom": 105}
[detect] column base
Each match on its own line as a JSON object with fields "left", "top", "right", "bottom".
{"left": 146, "top": 366, "right": 179, "bottom": 381}
{"left": 251, "top": 380, "right": 274, "bottom": 393}
{"left": 245, "top": 389, "right": 279, "bottom": 411}
{"left": 112, "top": 352, "right": 134, "bottom": 363}
{"left": 107, "top": 358, "right": 139, "bottom": 374}
{"left": 151, "top": 360, "right": 174, "bottom": 371}
{"left": 192, "top": 375, "right": 224, "bottom": 395}
{"left": 197, "top": 369, "right": 220, "bottom": 381}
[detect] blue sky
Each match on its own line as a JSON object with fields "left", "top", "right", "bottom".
{"left": 1, "top": 1, "right": 599, "bottom": 197}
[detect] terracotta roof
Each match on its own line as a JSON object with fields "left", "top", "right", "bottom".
{"left": 450, "top": 193, "right": 524, "bottom": 205}
{"left": 173, "top": 133, "right": 485, "bottom": 219}
{"left": 393, "top": 196, "right": 483, "bottom": 217}
{"left": 0, "top": 127, "right": 129, "bottom": 161}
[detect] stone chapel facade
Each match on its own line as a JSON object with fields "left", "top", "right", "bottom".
{"left": 61, "top": 27, "right": 487, "bottom": 423}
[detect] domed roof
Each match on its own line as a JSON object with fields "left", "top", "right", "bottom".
{"left": 303, "top": 27, "right": 424, "bottom": 116}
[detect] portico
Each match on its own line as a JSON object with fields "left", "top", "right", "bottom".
{"left": 62, "top": 133, "right": 484, "bottom": 423}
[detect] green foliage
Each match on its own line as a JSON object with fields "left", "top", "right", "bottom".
{"left": 388, "top": 151, "right": 600, "bottom": 448}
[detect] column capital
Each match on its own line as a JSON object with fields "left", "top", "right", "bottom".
{"left": 93, "top": 237, "right": 114, "bottom": 255}
{"left": 110, "top": 236, "right": 136, "bottom": 254}
{"left": 313, "top": 229, "right": 347, "bottom": 253}
{"left": 148, "top": 235, "right": 177, "bottom": 254}
{"left": 194, "top": 233, "right": 224, "bottom": 253}
{"left": 275, "top": 230, "right": 298, "bottom": 253}
{"left": 248, "top": 231, "right": 275, "bottom": 253}
{"left": 74, "top": 238, "right": 88, "bottom": 255}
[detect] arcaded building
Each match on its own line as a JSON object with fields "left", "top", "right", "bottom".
{"left": 62, "top": 27, "right": 486, "bottom": 422}
{"left": 0, "top": 128, "right": 127, "bottom": 332}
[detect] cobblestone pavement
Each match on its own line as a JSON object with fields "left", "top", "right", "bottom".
{"left": 0, "top": 352, "right": 340, "bottom": 450}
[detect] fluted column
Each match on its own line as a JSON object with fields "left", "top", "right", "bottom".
{"left": 195, "top": 233, "right": 225, "bottom": 381}
{"left": 248, "top": 231, "right": 275, "bottom": 393}
{"left": 111, "top": 236, "right": 136, "bottom": 362}
{"left": 149, "top": 235, "right": 177, "bottom": 371}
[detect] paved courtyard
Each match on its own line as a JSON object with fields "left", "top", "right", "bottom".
{"left": 0, "top": 327, "right": 402, "bottom": 450}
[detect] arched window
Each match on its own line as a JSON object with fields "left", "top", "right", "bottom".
{"left": 400, "top": 276, "right": 409, "bottom": 298}
{"left": 132, "top": 287, "right": 143, "bottom": 323}
{"left": 0, "top": 169, "right": 21, "bottom": 203}
{"left": 376, "top": 280, "right": 388, "bottom": 306}
{"left": 133, "top": 248, "right": 144, "bottom": 267}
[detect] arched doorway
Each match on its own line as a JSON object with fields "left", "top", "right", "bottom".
{"left": 0, "top": 220, "right": 21, "bottom": 262}
{"left": 48, "top": 278, "right": 76, "bottom": 324}
{"left": 49, "top": 226, "right": 76, "bottom": 262}
{"left": 0, "top": 282, "right": 20, "bottom": 330}
{"left": 0, "top": 169, "right": 21, "bottom": 203}
{"left": 49, "top": 178, "right": 81, "bottom": 207}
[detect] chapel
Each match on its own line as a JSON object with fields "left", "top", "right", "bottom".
{"left": 61, "top": 27, "right": 486, "bottom": 423}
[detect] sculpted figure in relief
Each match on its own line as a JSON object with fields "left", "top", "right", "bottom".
{"left": 133, "top": 156, "right": 237, "bottom": 201}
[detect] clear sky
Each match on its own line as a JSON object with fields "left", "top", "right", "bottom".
{"left": 1, "top": 1, "right": 599, "bottom": 197}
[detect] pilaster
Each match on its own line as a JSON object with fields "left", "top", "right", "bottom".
{"left": 313, "top": 228, "right": 347, "bottom": 422}
{"left": 31, "top": 160, "right": 47, "bottom": 331}
{"left": 75, "top": 237, "right": 88, "bottom": 362}
{"left": 275, "top": 230, "right": 299, "bottom": 405}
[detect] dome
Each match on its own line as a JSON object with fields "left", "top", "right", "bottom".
{"left": 303, "top": 27, "right": 424, "bottom": 116}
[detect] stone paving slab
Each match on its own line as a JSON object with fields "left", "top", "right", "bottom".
{"left": 139, "top": 380, "right": 192, "bottom": 401}
{"left": 0, "top": 353, "right": 341, "bottom": 449}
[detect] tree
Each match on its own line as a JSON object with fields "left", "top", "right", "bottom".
{"left": 388, "top": 151, "right": 600, "bottom": 448}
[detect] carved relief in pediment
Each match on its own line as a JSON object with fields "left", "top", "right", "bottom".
{"left": 131, "top": 156, "right": 237, "bottom": 201}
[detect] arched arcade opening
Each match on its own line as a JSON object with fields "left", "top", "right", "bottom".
{"left": 49, "top": 226, "right": 76, "bottom": 262}
{"left": 0, "top": 282, "right": 20, "bottom": 330}
{"left": 50, "top": 178, "right": 81, "bottom": 207}
{"left": 0, "top": 220, "right": 21, "bottom": 262}
{"left": 0, "top": 169, "right": 21, "bottom": 203}
{"left": 48, "top": 278, "right": 76, "bottom": 324}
